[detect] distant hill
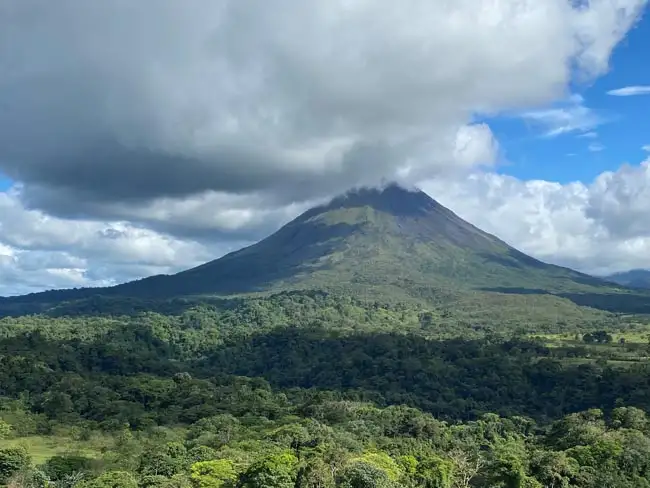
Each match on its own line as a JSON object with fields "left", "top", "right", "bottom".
{"left": 1, "top": 183, "right": 647, "bottom": 316}
{"left": 605, "top": 269, "right": 650, "bottom": 289}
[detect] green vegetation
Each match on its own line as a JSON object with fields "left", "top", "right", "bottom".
{"left": 0, "top": 436, "right": 102, "bottom": 465}
{"left": 529, "top": 327, "right": 650, "bottom": 369}
{"left": 4, "top": 185, "right": 650, "bottom": 486}
{"left": 7, "top": 399, "right": 650, "bottom": 488}
{"left": 2, "top": 291, "right": 650, "bottom": 486}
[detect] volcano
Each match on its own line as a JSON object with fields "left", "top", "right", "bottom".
{"left": 0, "top": 183, "right": 620, "bottom": 312}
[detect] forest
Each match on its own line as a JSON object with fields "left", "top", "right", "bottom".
{"left": 3, "top": 292, "right": 650, "bottom": 487}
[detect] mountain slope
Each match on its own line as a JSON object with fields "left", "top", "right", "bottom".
{"left": 124, "top": 184, "right": 611, "bottom": 297}
{"left": 605, "top": 269, "right": 650, "bottom": 289}
{"left": 1, "top": 184, "right": 619, "bottom": 310}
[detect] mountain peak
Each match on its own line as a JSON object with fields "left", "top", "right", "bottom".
{"left": 320, "top": 182, "right": 439, "bottom": 217}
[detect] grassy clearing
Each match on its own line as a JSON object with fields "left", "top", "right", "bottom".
{"left": 532, "top": 331, "right": 650, "bottom": 345}
{"left": 531, "top": 322, "right": 650, "bottom": 346}
{"left": 1, "top": 435, "right": 104, "bottom": 464}
{"left": 529, "top": 324, "right": 650, "bottom": 369}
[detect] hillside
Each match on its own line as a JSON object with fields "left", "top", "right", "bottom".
{"left": 606, "top": 269, "right": 650, "bottom": 289}
{"left": 2, "top": 183, "right": 648, "bottom": 317}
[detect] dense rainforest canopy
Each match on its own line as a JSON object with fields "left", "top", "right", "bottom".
{"left": 2, "top": 292, "right": 650, "bottom": 487}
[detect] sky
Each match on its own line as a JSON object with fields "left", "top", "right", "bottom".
{"left": 1, "top": 0, "right": 650, "bottom": 296}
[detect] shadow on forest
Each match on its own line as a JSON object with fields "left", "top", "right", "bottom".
{"left": 0, "top": 289, "right": 333, "bottom": 319}
{"left": 481, "top": 287, "right": 650, "bottom": 314}
{"left": 0, "top": 294, "right": 233, "bottom": 318}
{"left": 4, "top": 283, "right": 649, "bottom": 320}
{"left": 4, "top": 324, "right": 650, "bottom": 422}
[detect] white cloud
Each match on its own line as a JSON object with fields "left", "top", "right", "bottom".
{"left": 607, "top": 86, "right": 650, "bottom": 96}
{"left": 452, "top": 124, "right": 500, "bottom": 168}
{"left": 519, "top": 98, "right": 604, "bottom": 137}
{"left": 0, "top": 189, "right": 233, "bottom": 296}
{"left": 578, "top": 131, "right": 599, "bottom": 139}
{"left": 588, "top": 142, "right": 605, "bottom": 152}
{"left": 421, "top": 158, "right": 650, "bottom": 276}
{"left": 642, "top": 145, "right": 650, "bottom": 152}
{"left": 587, "top": 162, "right": 650, "bottom": 239}
{"left": 30, "top": 188, "right": 323, "bottom": 242}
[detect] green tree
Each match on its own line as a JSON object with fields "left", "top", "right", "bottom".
{"left": 110, "top": 429, "right": 141, "bottom": 472}
{"left": 0, "top": 447, "right": 31, "bottom": 484}
{"left": 141, "top": 475, "right": 172, "bottom": 488}
{"left": 611, "top": 406, "right": 648, "bottom": 431}
{"left": 190, "top": 460, "right": 237, "bottom": 488}
{"left": 447, "top": 450, "right": 483, "bottom": 488}
{"left": 83, "top": 471, "right": 138, "bottom": 488}
{"left": 296, "top": 458, "right": 335, "bottom": 488}
{"left": 188, "top": 415, "right": 241, "bottom": 447}
{"left": 43, "top": 455, "right": 93, "bottom": 481}
{"left": 166, "top": 474, "right": 193, "bottom": 488}
{"left": 337, "top": 462, "right": 394, "bottom": 488}
{"left": 349, "top": 453, "right": 402, "bottom": 482}
{"left": 6, "top": 467, "right": 51, "bottom": 488}
{"left": 486, "top": 439, "right": 529, "bottom": 488}
{"left": 547, "top": 410, "right": 606, "bottom": 451}
{"left": 187, "top": 446, "right": 219, "bottom": 464}
{"left": 0, "top": 419, "right": 12, "bottom": 439}
{"left": 240, "top": 452, "right": 298, "bottom": 488}
{"left": 583, "top": 331, "right": 612, "bottom": 344}
{"left": 529, "top": 450, "right": 578, "bottom": 488}
{"left": 139, "top": 442, "right": 188, "bottom": 478}
{"left": 414, "top": 454, "right": 454, "bottom": 488}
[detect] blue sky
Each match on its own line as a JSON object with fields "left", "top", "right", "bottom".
{"left": 489, "top": 12, "right": 650, "bottom": 184}
{"left": 0, "top": 174, "right": 11, "bottom": 191}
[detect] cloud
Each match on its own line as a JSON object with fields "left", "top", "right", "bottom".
{"left": 586, "top": 161, "right": 650, "bottom": 240}
{"left": 0, "top": 189, "right": 232, "bottom": 295}
{"left": 0, "top": 0, "right": 645, "bottom": 219}
{"left": 578, "top": 131, "right": 599, "bottom": 139}
{"left": 421, "top": 158, "right": 650, "bottom": 276}
{"left": 19, "top": 185, "right": 321, "bottom": 242}
{"left": 588, "top": 142, "right": 605, "bottom": 152}
{"left": 643, "top": 145, "right": 650, "bottom": 152}
{"left": 519, "top": 98, "right": 604, "bottom": 137}
{"left": 607, "top": 86, "right": 650, "bottom": 96}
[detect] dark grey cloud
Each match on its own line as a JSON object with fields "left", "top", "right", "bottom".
{"left": 1, "top": 0, "right": 643, "bottom": 222}
{"left": 15, "top": 140, "right": 404, "bottom": 212}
